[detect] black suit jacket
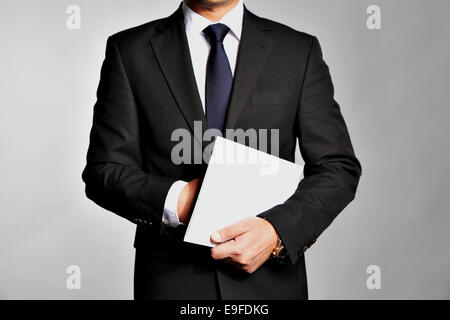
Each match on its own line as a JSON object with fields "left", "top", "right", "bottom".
{"left": 82, "top": 4, "right": 361, "bottom": 300}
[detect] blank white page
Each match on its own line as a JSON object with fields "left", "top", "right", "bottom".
{"left": 184, "top": 136, "right": 304, "bottom": 247}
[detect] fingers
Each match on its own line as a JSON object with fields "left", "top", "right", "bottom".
{"left": 210, "top": 217, "right": 252, "bottom": 244}
{"left": 210, "top": 217, "right": 275, "bottom": 274}
{"left": 211, "top": 235, "right": 258, "bottom": 273}
{"left": 211, "top": 231, "right": 252, "bottom": 262}
{"left": 211, "top": 239, "right": 238, "bottom": 260}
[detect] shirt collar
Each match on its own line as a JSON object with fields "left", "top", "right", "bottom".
{"left": 183, "top": 0, "right": 244, "bottom": 40}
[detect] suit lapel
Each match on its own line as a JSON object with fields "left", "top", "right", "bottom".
{"left": 149, "top": 6, "right": 274, "bottom": 137}
{"left": 149, "top": 6, "right": 208, "bottom": 136}
{"left": 224, "top": 8, "right": 275, "bottom": 130}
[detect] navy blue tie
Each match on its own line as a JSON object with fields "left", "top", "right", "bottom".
{"left": 203, "top": 23, "right": 233, "bottom": 132}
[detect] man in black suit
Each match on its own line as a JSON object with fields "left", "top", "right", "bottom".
{"left": 82, "top": 0, "right": 361, "bottom": 299}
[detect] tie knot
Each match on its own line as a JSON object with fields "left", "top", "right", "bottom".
{"left": 203, "top": 23, "right": 230, "bottom": 43}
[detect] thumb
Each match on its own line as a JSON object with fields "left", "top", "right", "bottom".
{"left": 210, "top": 218, "right": 250, "bottom": 244}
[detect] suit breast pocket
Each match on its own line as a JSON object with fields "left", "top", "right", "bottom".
{"left": 250, "top": 90, "right": 295, "bottom": 107}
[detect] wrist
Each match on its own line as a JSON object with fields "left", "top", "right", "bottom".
{"left": 177, "top": 184, "right": 190, "bottom": 224}
{"left": 177, "top": 178, "right": 201, "bottom": 224}
{"left": 259, "top": 217, "right": 287, "bottom": 261}
{"left": 258, "top": 217, "right": 278, "bottom": 249}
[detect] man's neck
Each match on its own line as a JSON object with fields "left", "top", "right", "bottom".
{"left": 184, "top": 0, "right": 240, "bottom": 22}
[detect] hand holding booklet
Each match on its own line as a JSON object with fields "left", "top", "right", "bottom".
{"left": 184, "top": 136, "right": 304, "bottom": 247}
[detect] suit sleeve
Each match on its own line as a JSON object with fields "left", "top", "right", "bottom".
{"left": 82, "top": 36, "right": 176, "bottom": 229}
{"left": 258, "top": 36, "right": 362, "bottom": 264}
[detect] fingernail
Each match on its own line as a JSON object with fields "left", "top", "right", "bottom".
{"left": 211, "top": 232, "right": 221, "bottom": 242}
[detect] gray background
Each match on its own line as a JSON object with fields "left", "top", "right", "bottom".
{"left": 0, "top": 0, "right": 449, "bottom": 299}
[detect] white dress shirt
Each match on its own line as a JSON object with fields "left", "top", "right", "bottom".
{"left": 162, "top": 0, "right": 244, "bottom": 228}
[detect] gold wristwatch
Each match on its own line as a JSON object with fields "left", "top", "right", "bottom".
{"left": 271, "top": 236, "right": 287, "bottom": 261}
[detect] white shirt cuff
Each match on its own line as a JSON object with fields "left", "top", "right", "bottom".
{"left": 162, "top": 180, "right": 188, "bottom": 228}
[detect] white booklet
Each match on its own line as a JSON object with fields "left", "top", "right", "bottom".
{"left": 184, "top": 136, "right": 304, "bottom": 247}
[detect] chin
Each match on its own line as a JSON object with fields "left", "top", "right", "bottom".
{"left": 190, "top": 0, "right": 235, "bottom": 7}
